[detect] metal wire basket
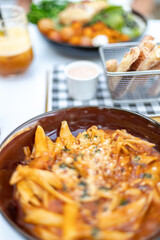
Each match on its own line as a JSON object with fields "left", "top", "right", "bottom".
{"left": 99, "top": 43, "right": 160, "bottom": 101}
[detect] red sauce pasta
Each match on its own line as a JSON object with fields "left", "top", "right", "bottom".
{"left": 10, "top": 121, "right": 160, "bottom": 240}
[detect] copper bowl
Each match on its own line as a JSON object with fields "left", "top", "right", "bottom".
{"left": 1, "top": 106, "right": 160, "bottom": 240}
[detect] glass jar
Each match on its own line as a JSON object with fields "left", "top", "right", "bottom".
{"left": 0, "top": 6, "right": 33, "bottom": 77}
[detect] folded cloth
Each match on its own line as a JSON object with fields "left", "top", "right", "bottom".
{"left": 47, "top": 65, "right": 160, "bottom": 117}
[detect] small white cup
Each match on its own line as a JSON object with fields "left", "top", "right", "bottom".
{"left": 64, "top": 61, "right": 100, "bottom": 101}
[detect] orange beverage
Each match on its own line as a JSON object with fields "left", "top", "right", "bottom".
{"left": 0, "top": 6, "right": 33, "bottom": 77}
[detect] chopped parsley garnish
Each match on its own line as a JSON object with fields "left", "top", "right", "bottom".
{"left": 120, "top": 199, "right": 129, "bottom": 206}
{"left": 141, "top": 173, "right": 152, "bottom": 179}
{"left": 95, "top": 149, "right": 101, "bottom": 153}
{"left": 99, "top": 186, "right": 111, "bottom": 191}
{"left": 62, "top": 183, "right": 67, "bottom": 191}
{"left": 62, "top": 148, "right": 70, "bottom": 152}
{"left": 81, "top": 189, "right": 89, "bottom": 198}
{"left": 69, "top": 165, "right": 75, "bottom": 170}
{"left": 91, "top": 227, "right": 99, "bottom": 238}
{"left": 78, "top": 153, "right": 83, "bottom": 157}
{"left": 59, "top": 163, "right": 75, "bottom": 170}
{"left": 74, "top": 153, "right": 83, "bottom": 161}
{"left": 59, "top": 163, "right": 68, "bottom": 168}
{"left": 134, "top": 155, "right": 141, "bottom": 161}
{"left": 84, "top": 134, "right": 90, "bottom": 139}
{"left": 47, "top": 165, "right": 52, "bottom": 171}
{"left": 79, "top": 181, "right": 87, "bottom": 187}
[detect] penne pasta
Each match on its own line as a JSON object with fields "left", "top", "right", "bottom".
{"left": 24, "top": 208, "right": 63, "bottom": 226}
{"left": 10, "top": 122, "right": 160, "bottom": 240}
{"left": 62, "top": 202, "right": 78, "bottom": 240}
{"left": 34, "top": 125, "right": 48, "bottom": 158}
{"left": 60, "top": 120, "right": 76, "bottom": 149}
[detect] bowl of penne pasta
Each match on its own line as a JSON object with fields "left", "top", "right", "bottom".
{"left": 1, "top": 106, "right": 160, "bottom": 240}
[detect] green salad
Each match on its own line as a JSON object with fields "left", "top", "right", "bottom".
{"left": 88, "top": 5, "right": 141, "bottom": 38}
{"left": 27, "top": 0, "right": 68, "bottom": 24}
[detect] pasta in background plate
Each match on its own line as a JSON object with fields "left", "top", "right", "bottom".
{"left": 10, "top": 121, "right": 160, "bottom": 240}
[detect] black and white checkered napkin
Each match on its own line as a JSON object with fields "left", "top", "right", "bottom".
{"left": 47, "top": 65, "right": 160, "bottom": 117}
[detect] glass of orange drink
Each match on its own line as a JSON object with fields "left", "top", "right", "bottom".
{"left": 0, "top": 6, "right": 33, "bottom": 77}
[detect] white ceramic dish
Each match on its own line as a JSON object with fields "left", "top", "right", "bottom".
{"left": 64, "top": 60, "right": 100, "bottom": 101}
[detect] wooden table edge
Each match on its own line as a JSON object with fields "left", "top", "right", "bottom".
{"left": 151, "top": 117, "right": 160, "bottom": 123}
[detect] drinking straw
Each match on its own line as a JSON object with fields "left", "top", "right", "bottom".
{"left": 0, "top": 7, "right": 6, "bottom": 36}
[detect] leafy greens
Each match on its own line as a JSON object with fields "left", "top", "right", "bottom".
{"left": 88, "top": 5, "right": 141, "bottom": 38}
{"left": 27, "top": 0, "right": 68, "bottom": 24}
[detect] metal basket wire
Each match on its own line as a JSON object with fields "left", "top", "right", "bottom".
{"left": 99, "top": 43, "right": 160, "bottom": 101}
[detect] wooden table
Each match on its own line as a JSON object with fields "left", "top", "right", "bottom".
{"left": 152, "top": 117, "right": 160, "bottom": 123}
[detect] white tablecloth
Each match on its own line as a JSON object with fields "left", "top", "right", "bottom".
{"left": 0, "top": 19, "right": 160, "bottom": 240}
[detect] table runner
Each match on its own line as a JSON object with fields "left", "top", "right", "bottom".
{"left": 47, "top": 65, "right": 160, "bottom": 117}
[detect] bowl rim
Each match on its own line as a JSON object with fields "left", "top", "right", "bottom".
{"left": 0, "top": 105, "right": 160, "bottom": 240}
{"left": 1, "top": 106, "right": 159, "bottom": 148}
